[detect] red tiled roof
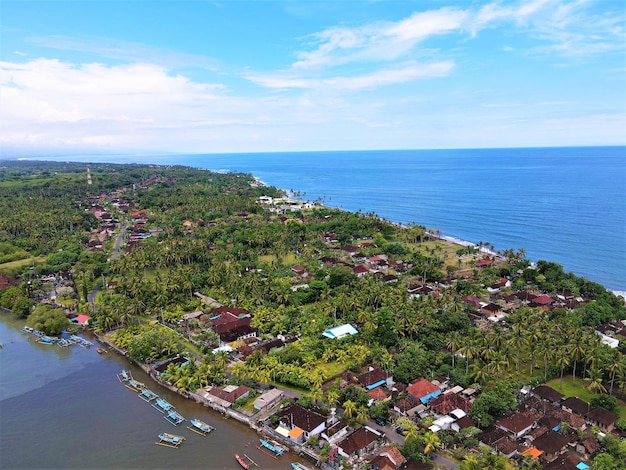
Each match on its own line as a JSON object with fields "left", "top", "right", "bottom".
{"left": 407, "top": 379, "right": 439, "bottom": 399}
{"left": 429, "top": 392, "right": 471, "bottom": 415}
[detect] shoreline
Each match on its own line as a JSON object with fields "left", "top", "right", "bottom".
{"left": 92, "top": 332, "right": 324, "bottom": 466}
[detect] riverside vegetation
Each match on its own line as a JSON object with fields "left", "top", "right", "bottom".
{"left": 1, "top": 160, "right": 625, "bottom": 469}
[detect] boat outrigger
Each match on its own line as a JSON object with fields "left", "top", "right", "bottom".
{"left": 165, "top": 409, "right": 186, "bottom": 426}
{"left": 155, "top": 432, "right": 185, "bottom": 448}
{"left": 153, "top": 397, "right": 174, "bottom": 412}
{"left": 38, "top": 335, "right": 58, "bottom": 344}
{"left": 258, "top": 438, "right": 284, "bottom": 457}
{"left": 291, "top": 463, "right": 313, "bottom": 470}
{"left": 187, "top": 418, "right": 215, "bottom": 436}
{"left": 125, "top": 379, "right": 145, "bottom": 391}
{"left": 139, "top": 388, "right": 159, "bottom": 402}
{"left": 117, "top": 370, "right": 132, "bottom": 383}
{"left": 235, "top": 454, "right": 258, "bottom": 469}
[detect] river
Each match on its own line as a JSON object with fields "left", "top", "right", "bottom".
{"left": 0, "top": 313, "right": 311, "bottom": 469}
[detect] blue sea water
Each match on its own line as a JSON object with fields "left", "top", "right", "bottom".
{"left": 18, "top": 146, "right": 626, "bottom": 291}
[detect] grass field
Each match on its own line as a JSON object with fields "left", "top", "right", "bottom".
{"left": 548, "top": 377, "right": 626, "bottom": 419}
{"left": 0, "top": 256, "right": 46, "bottom": 274}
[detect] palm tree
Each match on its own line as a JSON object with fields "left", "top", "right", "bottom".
{"left": 556, "top": 346, "right": 571, "bottom": 388}
{"left": 422, "top": 431, "right": 440, "bottom": 455}
{"left": 584, "top": 366, "right": 607, "bottom": 394}
{"left": 510, "top": 324, "right": 527, "bottom": 380}
{"left": 446, "top": 332, "right": 462, "bottom": 368}
{"left": 606, "top": 351, "right": 625, "bottom": 396}
{"left": 342, "top": 400, "right": 357, "bottom": 418}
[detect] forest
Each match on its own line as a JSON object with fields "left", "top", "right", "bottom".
{"left": 1, "top": 159, "right": 625, "bottom": 469}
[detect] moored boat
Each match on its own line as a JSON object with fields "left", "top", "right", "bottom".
{"left": 165, "top": 409, "right": 186, "bottom": 425}
{"left": 291, "top": 463, "right": 312, "bottom": 470}
{"left": 155, "top": 432, "right": 185, "bottom": 448}
{"left": 153, "top": 397, "right": 174, "bottom": 412}
{"left": 235, "top": 454, "right": 257, "bottom": 469}
{"left": 259, "top": 438, "right": 283, "bottom": 456}
{"left": 138, "top": 388, "right": 158, "bottom": 402}
{"left": 125, "top": 379, "right": 145, "bottom": 391}
{"left": 187, "top": 418, "right": 215, "bottom": 435}
{"left": 38, "top": 335, "right": 58, "bottom": 344}
{"left": 22, "top": 326, "right": 34, "bottom": 334}
{"left": 117, "top": 370, "right": 131, "bottom": 383}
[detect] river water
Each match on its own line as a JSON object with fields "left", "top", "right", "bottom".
{"left": 0, "top": 313, "right": 309, "bottom": 469}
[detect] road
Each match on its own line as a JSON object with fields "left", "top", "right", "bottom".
{"left": 363, "top": 421, "right": 459, "bottom": 469}
{"left": 88, "top": 219, "right": 128, "bottom": 306}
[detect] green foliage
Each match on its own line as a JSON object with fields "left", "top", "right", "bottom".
{"left": 468, "top": 382, "right": 517, "bottom": 428}
{"left": 339, "top": 385, "right": 370, "bottom": 408}
{"left": 590, "top": 394, "right": 619, "bottom": 414}
{"left": 25, "top": 305, "right": 69, "bottom": 335}
{"left": 12, "top": 296, "right": 35, "bottom": 319}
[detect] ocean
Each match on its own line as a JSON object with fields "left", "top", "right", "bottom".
{"left": 25, "top": 146, "right": 626, "bottom": 291}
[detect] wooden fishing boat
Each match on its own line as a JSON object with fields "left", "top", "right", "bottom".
{"left": 153, "top": 397, "right": 174, "bottom": 412}
{"left": 235, "top": 454, "right": 257, "bottom": 469}
{"left": 155, "top": 432, "right": 185, "bottom": 448}
{"left": 138, "top": 388, "right": 158, "bottom": 402}
{"left": 164, "top": 409, "right": 186, "bottom": 425}
{"left": 38, "top": 335, "right": 58, "bottom": 344}
{"left": 187, "top": 418, "right": 215, "bottom": 435}
{"left": 117, "top": 370, "right": 132, "bottom": 383}
{"left": 125, "top": 378, "right": 145, "bottom": 391}
{"left": 259, "top": 438, "right": 283, "bottom": 456}
{"left": 291, "top": 463, "right": 312, "bottom": 470}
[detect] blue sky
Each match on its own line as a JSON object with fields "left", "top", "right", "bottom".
{"left": 1, "top": 0, "right": 624, "bottom": 155}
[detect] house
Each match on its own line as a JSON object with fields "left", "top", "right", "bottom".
{"left": 496, "top": 412, "right": 535, "bottom": 438}
{"left": 407, "top": 379, "right": 442, "bottom": 404}
{"left": 369, "top": 446, "right": 406, "bottom": 470}
{"left": 73, "top": 314, "right": 91, "bottom": 326}
{"left": 481, "top": 302, "right": 501, "bottom": 317}
{"left": 393, "top": 396, "right": 419, "bottom": 416}
{"left": 278, "top": 403, "right": 326, "bottom": 440}
{"left": 463, "top": 295, "right": 482, "bottom": 309}
{"left": 561, "top": 397, "right": 590, "bottom": 417}
{"left": 358, "top": 366, "right": 393, "bottom": 390}
{"left": 321, "top": 419, "right": 350, "bottom": 444}
{"left": 520, "top": 446, "right": 543, "bottom": 462}
{"left": 205, "top": 384, "right": 251, "bottom": 408}
{"left": 291, "top": 265, "right": 308, "bottom": 278}
{"left": 253, "top": 388, "right": 283, "bottom": 411}
{"left": 353, "top": 265, "right": 370, "bottom": 277}
{"left": 532, "top": 385, "right": 563, "bottom": 404}
{"left": 586, "top": 407, "right": 618, "bottom": 433}
{"left": 368, "top": 386, "right": 390, "bottom": 403}
{"left": 322, "top": 324, "right": 358, "bottom": 339}
{"left": 336, "top": 426, "right": 382, "bottom": 458}
{"left": 532, "top": 430, "right": 570, "bottom": 462}
{"left": 492, "top": 436, "right": 519, "bottom": 458}
{"left": 576, "top": 437, "right": 600, "bottom": 459}
{"left": 475, "top": 257, "right": 492, "bottom": 267}
{"left": 429, "top": 391, "right": 471, "bottom": 415}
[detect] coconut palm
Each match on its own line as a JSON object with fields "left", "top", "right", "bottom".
{"left": 342, "top": 400, "right": 357, "bottom": 418}
{"left": 422, "top": 431, "right": 440, "bottom": 455}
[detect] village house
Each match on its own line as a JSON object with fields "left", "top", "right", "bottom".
{"left": 531, "top": 385, "right": 563, "bottom": 405}
{"left": 336, "top": 426, "right": 383, "bottom": 459}
{"left": 277, "top": 403, "right": 327, "bottom": 441}
{"left": 428, "top": 391, "right": 472, "bottom": 416}
{"left": 204, "top": 384, "right": 251, "bottom": 408}
{"left": 586, "top": 407, "right": 618, "bottom": 433}
{"left": 496, "top": 412, "right": 536, "bottom": 439}
{"left": 407, "top": 379, "right": 442, "bottom": 404}
{"left": 357, "top": 366, "right": 394, "bottom": 390}
{"left": 532, "top": 430, "right": 571, "bottom": 462}
{"left": 368, "top": 446, "right": 406, "bottom": 470}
